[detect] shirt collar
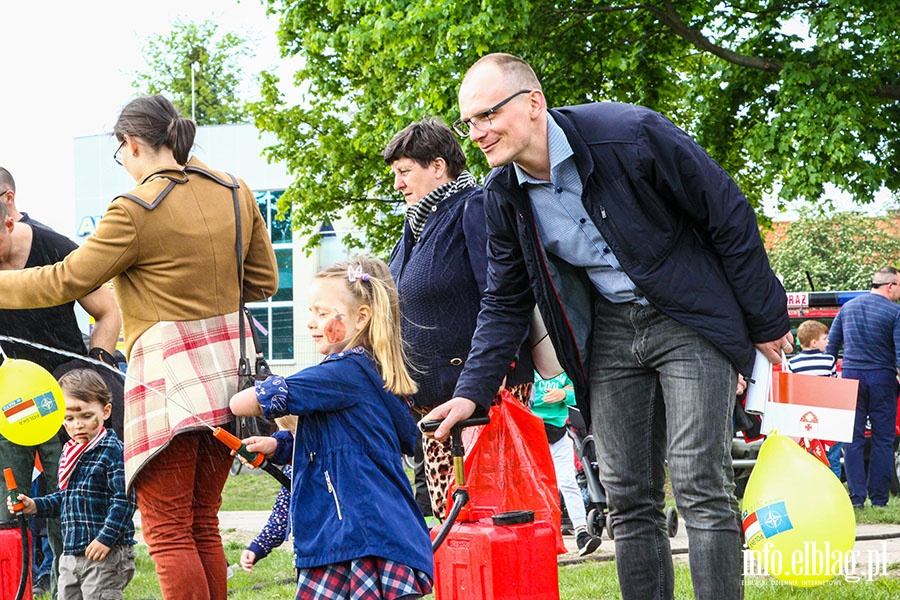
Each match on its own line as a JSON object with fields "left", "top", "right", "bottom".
{"left": 514, "top": 113, "right": 574, "bottom": 186}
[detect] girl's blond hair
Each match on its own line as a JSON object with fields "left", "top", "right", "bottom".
{"left": 275, "top": 415, "right": 298, "bottom": 432}
{"left": 315, "top": 256, "right": 418, "bottom": 396}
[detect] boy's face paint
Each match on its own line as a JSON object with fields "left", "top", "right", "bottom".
{"left": 62, "top": 396, "right": 112, "bottom": 444}
{"left": 308, "top": 278, "right": 360, "bottom": 356}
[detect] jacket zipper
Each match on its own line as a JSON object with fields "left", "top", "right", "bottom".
{"left": 324, "top": 470, "right": 343, "bottom": 520}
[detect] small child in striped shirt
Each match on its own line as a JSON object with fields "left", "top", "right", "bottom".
{"left": 786, "top": 320, "right": 841, "bottom": 477}
{"left": 786, "top": 320, "right": 837, "bottom": 377}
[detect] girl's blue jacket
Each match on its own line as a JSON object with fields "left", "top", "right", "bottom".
{"left": 258, "top": 348, "right": 433, "bottom": 577}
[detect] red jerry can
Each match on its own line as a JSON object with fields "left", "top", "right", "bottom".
{"left": 432, "top": 510, "right": 559, "bottom": 600}
{"left": 0, "top": 520, "right": 32, "bottom": 600}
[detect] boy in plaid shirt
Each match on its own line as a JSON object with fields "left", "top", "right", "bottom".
{"left": 8, "top": 369, "right": 136, "bottom": 600}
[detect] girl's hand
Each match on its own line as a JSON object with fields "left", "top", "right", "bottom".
{"left": 6, "top": 494, "right": 36, "bottom": 515}
{"left": 240, "top": 549, "right": 256, "bottom": 572}
{"left": 242, "top": 436, "right": 277, "bottom": 457}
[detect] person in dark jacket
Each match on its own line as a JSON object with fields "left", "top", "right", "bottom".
{"left": 385, "top": 117, "right": 533, "bottom": 519}
{"left": 425, "top": 53, "right": 792, "bottom": 600}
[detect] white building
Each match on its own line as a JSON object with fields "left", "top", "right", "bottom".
{"left": 73, "top": 123, "right": 357, "bottom": 373}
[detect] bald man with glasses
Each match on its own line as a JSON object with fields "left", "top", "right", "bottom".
{"left": 428, "top": 53, "right": 792, "bottom": 600}
{"left": 827, "top": 266, "right": 900, "bottom": 508}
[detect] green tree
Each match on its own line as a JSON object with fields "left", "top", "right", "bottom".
{"left": 133, "top": 19, "right": 254, "bottom": 125}
{"left": 252, "top": 1, "right": 900, "bottom": 253}
{"left": 767, "top": 212, "right": 900, "bottom": 291}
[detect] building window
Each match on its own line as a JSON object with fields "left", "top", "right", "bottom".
{"left": 247, "top": 190, "right": 293, "bottom": 360}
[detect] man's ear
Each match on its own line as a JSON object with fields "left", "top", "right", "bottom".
{"left": 528, "top": 90, "right": 546, "bottom": 119}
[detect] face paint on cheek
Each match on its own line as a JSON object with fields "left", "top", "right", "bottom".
{"left": 324, "top": 314, "right": 347, "bottom": 344}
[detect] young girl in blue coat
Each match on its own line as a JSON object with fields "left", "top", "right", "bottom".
{"left": 230, "top": 256, "right": 433, "bottom": 599}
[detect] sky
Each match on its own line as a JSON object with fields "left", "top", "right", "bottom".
{"left": 0, "top": 0, "right": 288, "bottom": 234}
{"left": 1, "top": 3, "right": 891, "bottom": 235}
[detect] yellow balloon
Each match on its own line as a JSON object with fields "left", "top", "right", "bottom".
{"left": 0, "top": 359, "right": 65, "bottom": 446}
{"left": 741, "top": 434, "right": 856, "bottom": 587}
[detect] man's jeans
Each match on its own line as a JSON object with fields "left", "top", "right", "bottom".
{"left": 590, "top": 298, "right": 742, "bottom": 600}
{"left": 841, "top": 368, "right": 899, "bottom": 507}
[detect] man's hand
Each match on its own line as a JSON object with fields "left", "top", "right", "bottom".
{"left": 85, "top": 539, "right": 111, "bottom": 562}
{"left": 421, "top": 397, "right": 477, "bottom": 442}
{"left": 755, "top": 332, "right": 795, "bottom": 365}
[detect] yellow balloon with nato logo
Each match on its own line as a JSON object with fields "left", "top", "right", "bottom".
{"left": 0, "top": 359, "right": 65, "bottom": 446}
{"left": 741, "top": 434, "right": 856, "bottom": 587}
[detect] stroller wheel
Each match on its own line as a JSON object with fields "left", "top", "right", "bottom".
{"left": 605, "top": 513, "right": 615, "bottom": 540}
{"left": 586, "top": 507, "right": 604, "bottom": 538}
{"left": 666, "top": 506, "right": 679, "bottom": 538}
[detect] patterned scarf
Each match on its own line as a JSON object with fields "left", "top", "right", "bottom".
{"left": 405, "top": 171, "right": 477, "bottom": 242}
{"left": 58, "top": 427, "right": 107, "bottom": 491}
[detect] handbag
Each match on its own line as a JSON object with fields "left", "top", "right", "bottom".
{"left": 229, "top": 175, "right": 276, "bottom": 440}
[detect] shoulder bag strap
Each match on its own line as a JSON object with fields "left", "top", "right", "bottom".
{"left": 230, "top": 175, "right": 270, "bottom": 379}
{"left": 229, "top": 174, "right": 252, "bottom": 381}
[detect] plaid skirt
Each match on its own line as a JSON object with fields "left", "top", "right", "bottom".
{"left": 295, "top": 557, "right": 433, "bottom": 600}
{"left": 123, "top": 311, "right": 246, "bottom": 489}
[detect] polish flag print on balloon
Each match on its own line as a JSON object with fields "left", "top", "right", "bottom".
{"left": 0, "top": 359, "right": 65, "bottom": 446}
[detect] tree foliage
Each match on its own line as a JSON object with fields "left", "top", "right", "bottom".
{"left": 133, "top": 19, "right": 254, "bottom": 125}
{"left": 767, "top": 212, "right": 900, "bottom": 291}
{"left": 252, "top": 0, "right": 900, "bottom": 254}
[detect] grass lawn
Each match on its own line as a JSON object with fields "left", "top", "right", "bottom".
{"left": 122, "top": 463, "right": 900, "bottom": 599}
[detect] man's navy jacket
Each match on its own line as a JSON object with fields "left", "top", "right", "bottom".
{"left": 453, "top": 101, "right": 789, "bottom": 424}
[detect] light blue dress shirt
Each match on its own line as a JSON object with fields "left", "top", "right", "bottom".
{"left": 514, "top": 115, "right": 645, "bottom": 304}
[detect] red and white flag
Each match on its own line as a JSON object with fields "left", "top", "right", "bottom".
{"left": 761, "top": 372, "right": 858, "bottom": 442}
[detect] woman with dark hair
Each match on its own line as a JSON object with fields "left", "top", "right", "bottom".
{"left": 0, "top": 94, "right": 279, "bottom": 599}
{"left": 386, "top": 117, "right": 533, "bottom": 520}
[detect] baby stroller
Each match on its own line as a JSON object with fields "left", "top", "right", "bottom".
{"left": 565, "top": 406, "right": 610, "bottom": 538}
{"left": 566, "top": 407, "right": 679, "bottom": 539}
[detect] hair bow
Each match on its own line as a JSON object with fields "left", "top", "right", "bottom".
{"left": 347, "top": 264, "right": 370, "bottom": 283}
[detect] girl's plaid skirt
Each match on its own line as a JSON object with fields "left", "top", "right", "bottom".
{"left": 295, "top": 556, "right": 433, "bottom": 600}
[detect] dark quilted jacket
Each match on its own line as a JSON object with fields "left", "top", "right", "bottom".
{"left": 389, "top": 186, "right": 532, "bottom": 408}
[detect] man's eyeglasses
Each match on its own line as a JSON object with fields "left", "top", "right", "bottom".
{"left": 872, "top": 281, "right": 900, "bottom": 288}
{"left": 113, "top": 140, "right": 125, "bottom": 166}
{"left": 452, "top": 89, "right": 533, "bottom": 138}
